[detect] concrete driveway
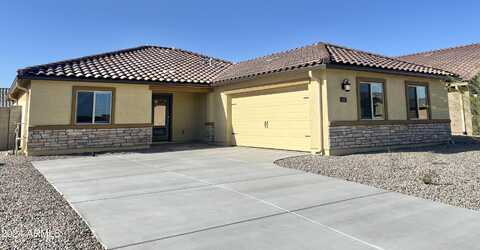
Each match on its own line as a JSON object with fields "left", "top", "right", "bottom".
{"left": 33, "top": 146, "right": 480, "bottom": 250}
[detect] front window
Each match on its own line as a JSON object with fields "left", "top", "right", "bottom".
{"left": 76, "top": 90, "right": 112, "bottom": 124}
{"left": 359, "top": 82, "right": 385, "bottom": 120}
{"left": 407, "top": 84, "right": 429, "bottom": 120}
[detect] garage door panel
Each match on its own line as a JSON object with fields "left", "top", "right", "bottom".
{"left": 233, "top": 133, "right": 310, "bottom": 139}
{"left": 233, "top": 125, "right": 310, "bottom": 134}
{"left": 233, "top": 136, "right": 310, "bottom": 151}
{"left": 233, "top": 135, "right": 310, "bottom": 143}
{"left": 232, "top": 114, "right": 309, "bottom": 122}
{"left": 232, "top": 85, "right": 307, "bottom": 97}
{"left": 232, "top": 98, "right": 308, "bottom": 106}
{"left": 233, "top": 121, "right": 310, "bottom": 131}
{"left": 232, "top": 104, "right": 309, "bottom": 111}
{"left": 232, "top": 106, "right": 309, "bottom": 116}
{"left": 233, "top": 85, "right": 308, "bottom": 100}
{"left": 231, "top": 85, "right": 310, "bottom": 152}
{"left": 232, "top": 105, "right": 308, "bottom": 113}
{"left": 232, "top": 99, "right": 308, "bottom": 106}
{"left": 232, "top": 106, "right": 308, "bottom": 114}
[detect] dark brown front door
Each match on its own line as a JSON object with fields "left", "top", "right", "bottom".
{"left": 152, "top": 94, "right": 172, "bottom": 142}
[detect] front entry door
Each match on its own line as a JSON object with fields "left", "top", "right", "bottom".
{"left": 152, "top": 94, "right": 172, "bottom": 142}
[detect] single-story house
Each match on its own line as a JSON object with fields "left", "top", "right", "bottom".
{"left": 8, "top": 42, "right": 456, "bottom": 156}
{"left": 399, "top": 43, "right": 480, "bottom": 135}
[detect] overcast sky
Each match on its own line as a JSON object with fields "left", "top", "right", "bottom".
{"left": 1, "top": 0, "right": 479, "bottom": 87}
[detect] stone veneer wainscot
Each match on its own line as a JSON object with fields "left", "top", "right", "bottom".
{"left": 329, "top": 122, "right": 451, "bottom": 151}
{"left": 27, "top": 126, "right": 152, "bottom": 155}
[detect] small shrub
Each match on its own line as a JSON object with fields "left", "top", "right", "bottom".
{"left": 419, "top": 169, "right": 439, "bottom": 185}
{"left": 422, "top": 174, "right": 433, "bottom": 184}
{"left": 470, "top": 74, "right": 480, "bottom": 135}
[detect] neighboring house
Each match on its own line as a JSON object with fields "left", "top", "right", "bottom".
{"left": 0, "top": 88, "right": 21, "bottom": 151}
{"left": 399, "top": 43, "right": 480, "bottom": 135}
{"left": 8, "top": 43, "right": 456, "bottom": 156}
{"left": 0, "top": 88, "right": 13, "bottom": 107}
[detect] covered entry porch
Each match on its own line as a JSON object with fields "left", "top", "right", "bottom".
{"left": 150, "top": 85, "right": 209, "bottom": 144}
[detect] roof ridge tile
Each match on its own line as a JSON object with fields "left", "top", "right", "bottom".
{"left": 230, "top": 42, "right": 328, "bottom": 65}
{"left": 151, "top": 46, "right": 233, "bottom": 64}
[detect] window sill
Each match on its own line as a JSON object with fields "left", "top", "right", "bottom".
{"left": 75, "top": 123, "right": 112, "bottom": 125}
{"left": 330, "top": 119, "right": 450, "bottom": 127}
{"left": 29, "top": 123, "right": 153, "bottom": 130}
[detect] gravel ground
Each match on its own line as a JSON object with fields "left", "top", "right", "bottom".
{"left": 275, "top": 137, "right": 480, "bottom": 211}
{"left": 0, "top": 143, "right": 215, "bottom": 249}
{"left": 0, "top": 152, "right": 103, "bottom": 249}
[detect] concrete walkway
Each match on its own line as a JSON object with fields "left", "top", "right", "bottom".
{"left": 33, "top": 147, "right": 480, "bottom": 250}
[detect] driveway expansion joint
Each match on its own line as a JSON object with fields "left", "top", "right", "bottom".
{"left": 118, "top": 155, "right": 386, "bottom": 250}
{"left": 69, "top": 172, "right": 304, "bottom": 204}
{"left": 109, "top": 190, "right": 390, "bottom": 250}
{"left": 49, "top": 169, "right": 169, "bottom": 184}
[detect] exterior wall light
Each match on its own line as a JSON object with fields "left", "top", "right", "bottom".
{"left": 342, "top": 79, "right": 352, "bottom": 92}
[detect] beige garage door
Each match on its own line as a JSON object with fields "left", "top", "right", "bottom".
{"left": 231, "top": 84, "right": 311, "bottom": 151}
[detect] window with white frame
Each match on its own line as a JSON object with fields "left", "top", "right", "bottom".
{"left": 359, "top": 82, "right": 385, "bottom": 120}
{"left": 75, "top": 90, "right": 112, "bottom": 124}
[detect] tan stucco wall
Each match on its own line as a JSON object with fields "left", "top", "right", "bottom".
{"left": 207, "top": 89, "right": 229, "bottom": 145}
{"left": 429, "top": 79, "right": 450, "bottom": 119}
{"left": 448, "top": 90, "right": 473, "bottom": 135}
{"left": 325, "top": 69, "right": 449, "bottom": 121}
{"left": 29, "top": 80, "right": 152, "bottom": 126}
{"left": 17, "top": 90, "right": 30, "bottom": 150}
{"left": 170, "top": 92, "right": 206, "bottom": 142}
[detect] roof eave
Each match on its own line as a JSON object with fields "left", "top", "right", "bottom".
{"left": 212, "top": 63, "right": 457, "bottom": 87}
{"left": 326, "top": 63, "right": 458, "bottom": 81}
{"left": 7, "top": 78, "right": 17, "bottom": 100}
{"left": 212, "top": 63, "right": 327, "bottom": 86}
{"left": 8, "top": 77, "right": 30, "bottom": 100}
{"left": 17, "top": 75, "right": 214, "bottom": 88}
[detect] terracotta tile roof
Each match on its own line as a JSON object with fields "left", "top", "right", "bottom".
{"left": 213, "top": 43, "right": 331, "bottom": 83}
{"left": 398, "top": 43, "right": 480, "bottom": 81}
{"left": 16, "top": 43, "right": 455, "bottom": 88}
{"left": 17, "top": 46, "right": 232, "bottom": 85}
{"left": 213, "top": 42, "right": 455, "bottom": 83}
